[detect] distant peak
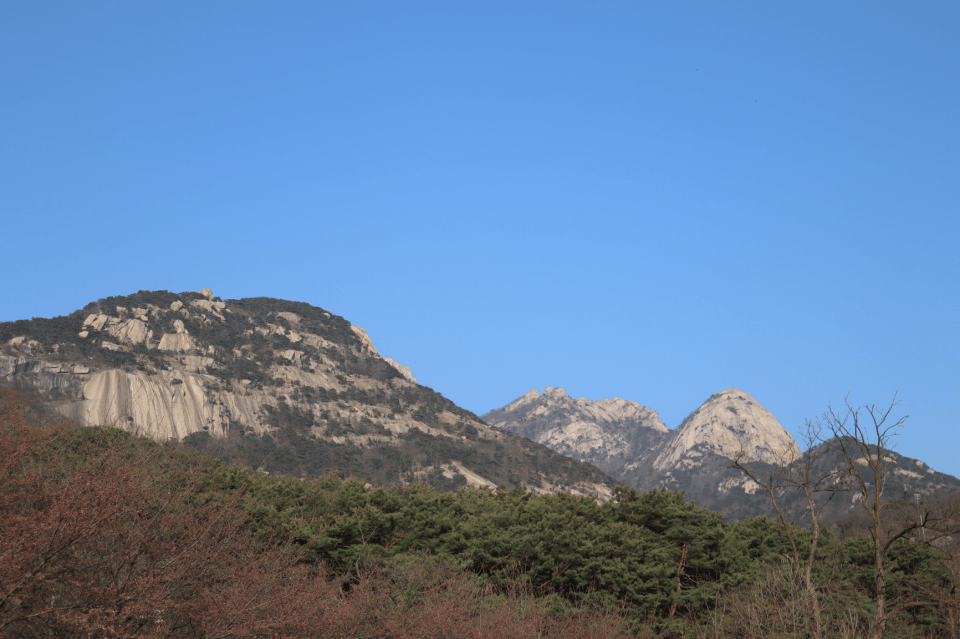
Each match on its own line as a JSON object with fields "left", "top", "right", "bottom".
{"left": 655, "top": 389, "right": 799, "bottom": 470}
{"left": 501, "top": 389, "right": 541, "bottom": 411}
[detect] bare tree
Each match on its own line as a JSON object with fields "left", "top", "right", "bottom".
{"left": 734, "top": 393, "right": 960, "bottom": 639}
{"left": 822, "top": 394, "right": 928, "bottom": 639}
{"left": 730, "top": 420, "right": 849, "bottom": 639}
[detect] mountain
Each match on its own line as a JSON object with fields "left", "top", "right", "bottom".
{"left": 482, "top": 387, "right": 669, "bottom": 478}
{"left": 484, "top": 387, "right": 960, "bottom": 520}
{"left": 0, "top": 288, "right": 615, "bottom": 498}
{"left": 650, "top": 389, "right": 800, "bottom": 471}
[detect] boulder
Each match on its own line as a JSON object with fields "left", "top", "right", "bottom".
{"left": 105, "top": 318, "right": 152, "bottom": 346}
{"left": 83, "top": 314, "right": 110, "bottom": 331}
{"left": 158, "top": 333, "right": 196, "bottom": 352}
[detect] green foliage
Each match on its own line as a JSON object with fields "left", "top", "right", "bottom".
{"left": 427, "top": 467, "right": 468, "bottom": 492}
{"left": 8, "top": 406, "right": 956, "bottom": 638}
{"left": 200, "top": 476, "right": 788, "bottom": 628}
{"left": 89, "top": 289, "right": 182, "bottom": 314}
{"left": 0, "top": 311, "right": 87, "bottom": 347}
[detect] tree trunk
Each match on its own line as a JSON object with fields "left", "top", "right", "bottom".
{"left": 668, "top": 542, "right": 688, "bottom": 618}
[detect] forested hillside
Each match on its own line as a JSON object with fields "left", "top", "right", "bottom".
{"left": 3, "top": 386, "right": 958, "bottom": 638}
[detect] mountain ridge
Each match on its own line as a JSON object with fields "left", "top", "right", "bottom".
{"left": 483, "top": 386, "right": 960, "bottom": 520}
{"left": 1, "top": 288, "right": 615, "bottom": 499}
{"left": 483, "top": 386, "right": 668, "bottom": 480}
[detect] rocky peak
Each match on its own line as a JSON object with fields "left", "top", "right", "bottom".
{"left": 652, "top": 388, "right": 800, "bottom": 471}
{"left": 350, "top": 326, "right": 380, "bottom": 356}
{"left": 491, "top": 387, "right": 667, "bottom": 433}
{"left": 536, "top": 387, "right": 578, "bottom": 411}
{"left": 503, "top": 388, "right": 541, "bottom": 411}
{"left": 486, "top": 384, "right": 959, "bottom": 520}
{"left": 483, "top": 388, "right": 668, "bottom": 476}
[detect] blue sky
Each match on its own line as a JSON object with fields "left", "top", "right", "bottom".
{"left": 2, "top": 3, "right": 958, "bottom": 477}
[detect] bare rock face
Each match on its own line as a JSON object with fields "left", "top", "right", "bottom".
{"left": 65, "top": 369, "right": 232, "bottom": 441}
{"left": 0, "top": 355, "right": 87, "bottom": 392}
{"left": 489, "top": 384, "right": 960, "bottom": 520}
{"left": 652, "top": 388, "right": 800, "bottom": 471}
{"left": 105, "top": 318, "right": 153, "bottom": 347}
{"left": 483, "top": 387, "right": 669, "bottom": 477}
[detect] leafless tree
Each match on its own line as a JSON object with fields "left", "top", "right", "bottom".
{"left": 730, "top": 419, "right": 849, "bottom": 639}
{"left": 822, "top": 394, "right": 932, "bottom": 639}
{"left": 737, "top": 392, "right": 956, "bottom": 639}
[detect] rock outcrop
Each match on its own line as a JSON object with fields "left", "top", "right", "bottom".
{"left": 651, "top": 389, "right": 800, "bottom": 471}
{"left": 0, "top": 355, "right": 89, "bottom": 393}
{"left": 483, "top": 387, "right": 668, "bottom": 477}
{"left": 383, "top": 357, "right": 417, "bottom": 384}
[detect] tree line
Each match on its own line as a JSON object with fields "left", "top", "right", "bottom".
{"left": 2, "top": 385, "right": 958, "bottom": 637}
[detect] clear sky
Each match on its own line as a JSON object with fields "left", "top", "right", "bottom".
{"left": 2, "top": 3, "right": 958, "bottom": 477}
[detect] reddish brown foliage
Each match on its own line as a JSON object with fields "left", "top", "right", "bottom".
{"left": 0, "top": 386, "right": 333, "bottom": 638}
{"left": 0, "top": 387, "right": 631, "bottom": 638}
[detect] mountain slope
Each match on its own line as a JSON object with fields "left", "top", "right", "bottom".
{"left": 1, "top": 288, "right": 615, "bottom": 498}
{"left": 484, "top": 388, "right": 960, "bottom": 519}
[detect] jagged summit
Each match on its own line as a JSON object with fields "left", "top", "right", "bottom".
{"left": 485, "top": 386, "right": 809, "bottom": 517}
{"left": 489, "top": 384, "right": 960, "bottom": 520}
{"left": 503, "top": 387, "right": 669, "bottom": 429}
{"left": 483, "top": 388, "right": 668, "bottom": 477}
{"left": 652, "top": 388, "right": 800, "bottom": 471}
{"left": 489, "top": 387, "right": 800, "bottom": 477}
